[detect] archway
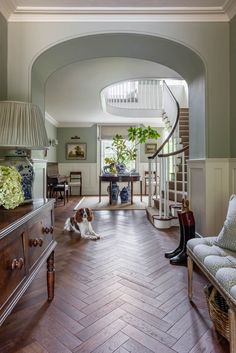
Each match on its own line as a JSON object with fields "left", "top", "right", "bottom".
{"left": 31, "top": 32, "right": 206, "bottom": 159}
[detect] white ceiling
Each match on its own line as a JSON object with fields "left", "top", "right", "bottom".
{"left": 1, "top": 0, "right": 236, "bottom": 21}
{"left": 45, "top": 57, "right": 182, "bottom": 127}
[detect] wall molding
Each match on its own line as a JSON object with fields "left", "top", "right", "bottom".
{"left": 224, "top": 0, "right": 236, "bottom": 20}
{"left": 1, "top": 1, "right": 235, "bottom": 22}
{"left": 0, "top": 0, "right": 15, "bottom": 20}
{"left": 45, "top": 112, "right": 59, "bottom": 127}
{"left": 8, "top": 13, "right": 229, "bottom": 23}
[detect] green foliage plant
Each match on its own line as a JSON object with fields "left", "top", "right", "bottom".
{"left": 104, "top": 126, "right": 160, "bottom": 168}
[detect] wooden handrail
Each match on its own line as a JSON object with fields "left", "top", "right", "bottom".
{"left": 158, "top": 145, "right": 189, "bottom": 158}
{"left": 148, "top": 81, "right": 180, "bottom": 160}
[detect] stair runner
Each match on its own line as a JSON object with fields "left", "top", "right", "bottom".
{"left": 169, "top": 108, "right": 188, "bottom": 203}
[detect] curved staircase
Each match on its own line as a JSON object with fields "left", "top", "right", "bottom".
{"left": 146, "top": 82, "right": 189, "bottom": 229}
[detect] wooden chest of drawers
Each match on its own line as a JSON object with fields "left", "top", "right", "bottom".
{"left": 0, "top": 199, "right": 57, "bottom": 326}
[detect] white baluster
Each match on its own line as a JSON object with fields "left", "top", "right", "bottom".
{"left": 148, "top": 158, "right": 152, "bottom": 207}
{"left": 182, "top": 151, "right": 185, "bottom": 199}
{"left": 159, "top": 158, "right": 163, "bottom": 217}
{"left": 174, "top": 154, "right": 177, "bottom": 204}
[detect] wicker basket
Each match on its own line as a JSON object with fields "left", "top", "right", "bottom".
{"left": 204, "top": 284, "right": 230, "bottom": 341}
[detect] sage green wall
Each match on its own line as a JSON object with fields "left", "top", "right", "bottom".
{"left": 7, "top": 21, "right": 229, "bottom": 158}
{"left": 45, "top": 119, "right": 57, "bottom": 162}
{"left": 230, "top": 15, "right": 236, "bottom": 157}
{"left": 57, "top": 125, "right": 97, "bottom": 163}
{"left": 0, "top": 13, "right": 7, "bottom": 100}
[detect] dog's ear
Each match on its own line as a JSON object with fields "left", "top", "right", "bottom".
{"left": 86, "top": 208, "right": 93, "bottom": 222}
{"left": 75, "top": 209, "right": 83, "bottom": 223}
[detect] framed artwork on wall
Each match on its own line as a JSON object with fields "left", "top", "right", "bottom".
{"left": 66, "top": 143, "right": 86, "bottom": 160}
{"left": 145, "top": 143, "right": 157, "bottom": 154}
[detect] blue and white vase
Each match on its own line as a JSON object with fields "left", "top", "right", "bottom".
{"left": 107, "top": 182, "right": 120, "bottom": 204}
{"left": 3, "top": 150, "right": 34, "bottom": 202}
{"left": 120, "top": 187, "right": 129, "bottom": 203}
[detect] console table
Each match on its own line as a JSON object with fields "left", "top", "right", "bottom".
{"left": 0, "top": 199, "right": 57, "bottom": 326}
{"left": 99, "top": 175, "right": 142, "bottom": 205}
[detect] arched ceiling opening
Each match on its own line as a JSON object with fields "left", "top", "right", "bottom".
{"left": 31, "top": 32, "right": 206, "bottom": 158}
{"left": 45, "top": 57, "right": 182, "bottom": 126}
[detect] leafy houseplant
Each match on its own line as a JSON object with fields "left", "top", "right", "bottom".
{"left": 0, "top": 166, "right": 24, "bottom": 209}
{"left": 104, "top": 126, "right": 160, "bottom": 173}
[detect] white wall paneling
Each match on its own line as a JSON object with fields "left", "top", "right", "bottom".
{"left": 229, "top": 158, "right": 236, "bottom": 194}
{"left": 59, "top": 163, "right": 98, "bottom": 195}
{"left": 188, "top": 160, "right": 206, "bottom": 236}
{"left": 58, "top": 162, "right": 149, "bottom": 196}
{"left": 32, "top": 159, "right": 47, "bottom": 199}
{"left": 188, "top": 158, "right": 231, "bottom": 237}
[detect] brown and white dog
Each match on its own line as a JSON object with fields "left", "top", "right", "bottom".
{"left": 64, "top": 207, "right": 100, "bottom": 240}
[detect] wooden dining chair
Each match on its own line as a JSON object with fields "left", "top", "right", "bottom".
{"left": 51, "top": 181, "right": 69, "bottom": 205}
{"left": 67, "top": 171, "right": 82, "bottom": 196}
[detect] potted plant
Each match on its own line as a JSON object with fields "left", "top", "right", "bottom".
{"left": 103, "top": 126, "right": 160, "bottom": 203}
{"left": 104, "top": 126, "right": 160, "bottom": 174}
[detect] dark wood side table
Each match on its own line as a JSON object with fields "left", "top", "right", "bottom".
{"left": 0, "top": 199, "right": 57, "bottom": 326}
{"left": 99, "top": 175, "right": 142, "bottom": 205}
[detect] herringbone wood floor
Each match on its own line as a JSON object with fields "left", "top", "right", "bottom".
{"left": 0, "top": 197, "right": 229, "bottom": 353}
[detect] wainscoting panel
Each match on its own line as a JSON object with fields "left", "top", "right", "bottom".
{"left": 32, "top": 159, "right": 47, "bottom": 199}
{"left": 188, "top": 160, "right": 206, "bottom": 236}
{"left": 229, "top": 159, "right": 236, "bottom": 195}
{"left": 58, "top": 163, "right": 150, "bottom": 196}
{"left": 59, "top": 163, "right": 98, "bottom": 195}
{"left": 188, "top": 159, "right": 231, "bottom": 237}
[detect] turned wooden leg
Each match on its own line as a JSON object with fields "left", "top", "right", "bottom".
{"left": 229, "top": 309, "right": 236, "bottom": 353}
{"left": 187, "top": 255, "right": 193, "bottom": 301}
{"left": 47, "top": 251, "right": 55, "bottom": 302}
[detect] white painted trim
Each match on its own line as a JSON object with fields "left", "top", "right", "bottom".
{"left": 224, "top": 0, "right": 236, "bottom": 20}
{"left": 45, "top": 112, "right": 60, "bottom": 127}
{"left": 0, "top": 0, "right": 15, "bottom": 20}
{"left": 2, "top": 1, "right": 234, "bottom": 22}
{"left": 7, "top": 13, "right": 229, "bottom": 23}
{"left": 58, "top": 122, "right": 94, "bottom": 128}
{"left": 188, "top": 158, "right": 232, "bottom": 163}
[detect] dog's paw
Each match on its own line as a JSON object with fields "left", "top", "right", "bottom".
{"left": 89, "top": 235, "right": 100, "bottom": 241}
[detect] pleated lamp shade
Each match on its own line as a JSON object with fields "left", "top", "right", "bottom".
{"left": 0, "top": 101, "right": 49, "bottom": 149}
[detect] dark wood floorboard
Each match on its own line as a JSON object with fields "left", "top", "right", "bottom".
{"left": 0, "top": 197, "right": 229, "bottom": 353}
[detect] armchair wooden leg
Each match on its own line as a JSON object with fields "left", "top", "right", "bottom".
{"left": 229, "top": 309, "right": 236, "bottom": 353}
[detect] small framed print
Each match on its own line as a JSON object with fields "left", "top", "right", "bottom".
{"left": 66, "top": 143, "right": 86, "bottom": 160}
{"left": 145, "top": 143, "right": 157, "bottom": 154}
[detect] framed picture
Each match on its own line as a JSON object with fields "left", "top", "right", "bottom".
{"left": 145, "top": 143, "right": 157, "bottom": 154}
{"left": 66, "top": 143, "right": 86, "bottom": 160}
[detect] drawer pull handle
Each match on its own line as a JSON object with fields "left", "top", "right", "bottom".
{"left": 11, "top": 258, "right": 24, "bottom": 270}
{"left": 29, "top": 238, "right": 44, "bottom": 247}
{"left": 42, "top": 226, "right": 53, "bottom": 234}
